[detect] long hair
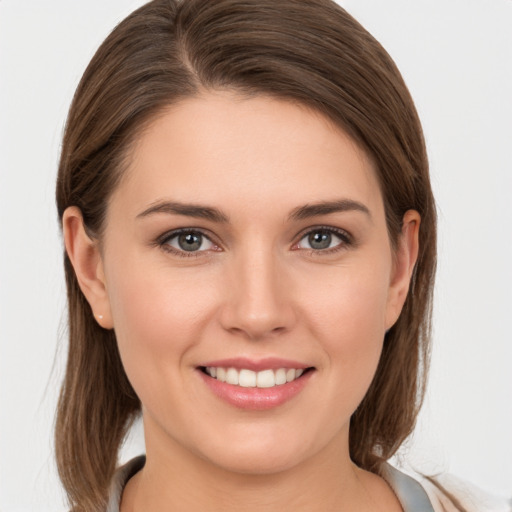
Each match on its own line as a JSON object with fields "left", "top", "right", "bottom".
{"left": 55, "top": 0, "right": 436, "bottom": 509}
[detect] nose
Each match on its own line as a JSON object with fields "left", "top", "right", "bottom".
{"left": 219, "top": 247, "right": 297, "bottom": 341}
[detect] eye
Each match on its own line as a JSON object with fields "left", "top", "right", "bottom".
{"left": 296, "top": 228, "right": 349, "bottom": 251}
{"left": 163, "top": 230, "right": 215, "bottom": 253}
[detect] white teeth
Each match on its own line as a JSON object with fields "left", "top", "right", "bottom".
{"left": 275, "top": 368, "right": 287, "bottom": 385}
{"left": 216, "top": 367, "right": 226, "bottom": 382}
{"left": 205, "top": 366, "right": 307, "bottom": 388}
{"left": 239, "top": 369, "right": 256, "bottom": 387}
{"left": 226, "top": 368, "right": 239, "bottom": 385}
{"left": 256, "top": 369, "right": 275, "bottom": 388}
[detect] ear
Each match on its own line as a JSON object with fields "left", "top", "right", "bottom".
{"left": 385, "top": 209, "right": 421, "bottom": 329}
{"left": 62, "top": 206, "right": 113, "bottom": 329}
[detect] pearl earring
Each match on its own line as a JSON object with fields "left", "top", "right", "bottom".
{"left": 97, "top": 314, "right": 104, "bottom": 320}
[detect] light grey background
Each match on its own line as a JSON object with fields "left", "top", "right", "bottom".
{"left": 1, "top": 1, "right": 511, "bottom": 510}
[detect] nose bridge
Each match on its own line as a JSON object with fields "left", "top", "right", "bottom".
{"left": 221, "top": 241, "right": 294, "bottom": 339}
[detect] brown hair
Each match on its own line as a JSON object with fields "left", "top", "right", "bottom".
{"left": 55, "top": 0, "right": 436, "bottom": 510}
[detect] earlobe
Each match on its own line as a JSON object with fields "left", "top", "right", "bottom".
{"left": 385, "top": 209, "right": 421, "bottom": 329}
{"left": 62, "top": 207, "right": 114, "bottom": 329}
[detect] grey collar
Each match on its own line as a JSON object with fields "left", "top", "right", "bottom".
{"left": 381, "top": 462, "right": 435, "bottom": 512}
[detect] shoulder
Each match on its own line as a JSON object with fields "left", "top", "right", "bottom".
{"left": 389, "top": 463, "right": 512, "bottom": 512}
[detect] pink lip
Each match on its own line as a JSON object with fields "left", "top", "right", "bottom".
{"left": 197, "top": 365, "right": 314, "bottom": 411}
{"left": 199, "top": 357, "right": 310, "bottom": 372}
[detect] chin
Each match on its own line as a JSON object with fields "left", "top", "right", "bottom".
{"left": 204, "top": 444, "right": 311, "bottom": 476}
{"left": 188, "top": 423, "right": 329, "bottom": 477}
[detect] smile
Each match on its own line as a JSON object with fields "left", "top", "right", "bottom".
{"left": 203, "top": 367, "right": 305, "bottom": 388}
{"left": 198, "top": 358, "right": 314, "bottom": 410}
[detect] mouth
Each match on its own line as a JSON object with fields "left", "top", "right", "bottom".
{"left": 197, "top": 358, "right": 315, "bottom": 409}
{"left": 199, "top": 366, "right": 313, "bottom": 389}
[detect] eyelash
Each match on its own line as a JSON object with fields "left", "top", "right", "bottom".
{"left": 156, "top": 228, "right": 219, "bottom": 259}
{"left": 155, "top": 226, "right": 353, "bottom": 258}
{"left": 293, "top": 226, "right": 353, "bottom": 256}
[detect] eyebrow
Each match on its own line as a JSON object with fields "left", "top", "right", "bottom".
{"left": 136, "top": 200, "right": 230, "bottom": 223}
{"left": 288, "top": 199, "right": 371, "bottom": 221}
{"left": 136, "top": 198, "right": 371, "bottom": 223}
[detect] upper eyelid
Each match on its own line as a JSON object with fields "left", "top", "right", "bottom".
{"left": 158, "top": 227, "right": 217, "bottom": 245}
{"left": 294, "top": 225, "right": 352, "bottom": 242}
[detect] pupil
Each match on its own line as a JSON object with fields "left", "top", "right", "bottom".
{"left": 178, "top": 233, "right": 202, "bottom": 251}
{"left": 309, "top": 231, "right": 331, "bottom": 250}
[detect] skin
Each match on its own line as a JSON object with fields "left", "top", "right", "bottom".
{"left": 64, "top": 91, "right": 419, "bottom": 511}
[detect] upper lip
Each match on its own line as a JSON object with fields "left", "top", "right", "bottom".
{"left": 198, "top": 357, "right": 312, "bottom": 372}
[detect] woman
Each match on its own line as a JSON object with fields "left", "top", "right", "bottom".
{"left": 54, "top": 0, "right": 510, "bottom": 511}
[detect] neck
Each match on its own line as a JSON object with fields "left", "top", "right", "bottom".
{"left": 121, "top": 418, "right": 401, "bottom": 512}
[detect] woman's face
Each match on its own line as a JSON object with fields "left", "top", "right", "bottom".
{"left": 92, "top": 92, "right": 416, "bottom": 474}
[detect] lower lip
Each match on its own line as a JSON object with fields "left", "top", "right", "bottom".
{"left": 198, "top": 370, "right": 313, "bottom": 410}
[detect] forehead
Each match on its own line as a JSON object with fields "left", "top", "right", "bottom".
{"left": 113, "top": 91, "right": 383, "bottom": 219}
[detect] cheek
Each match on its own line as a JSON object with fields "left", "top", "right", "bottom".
{"left": 298, "top": 258, "right": 391, "bottom": 391}
{"left": 301, "top": 257, "right": 391, "bottom": 340}
{"left": 104, "top": 257, "right": 221, "bottom": 377}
